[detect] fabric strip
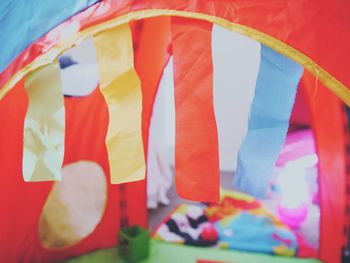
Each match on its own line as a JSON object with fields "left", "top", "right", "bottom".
{"left": 93, "top": 23, "right": 145, "bottom": 184}
{"left": 234, "top": 45, "right": 303, "bottom": 198}
{"left": 171, "top": 17, "right": 220, "bottom": 202}
{"left": 23, "top": 61, "right": 65, "bottom": 181}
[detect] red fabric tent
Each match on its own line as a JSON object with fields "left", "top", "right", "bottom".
{"left": 0, "top": 1, "right": 349, "bottom": 262}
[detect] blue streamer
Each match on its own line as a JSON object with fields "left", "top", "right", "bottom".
{"left": 234, "top": 45, "right": 303, "bottom": 198}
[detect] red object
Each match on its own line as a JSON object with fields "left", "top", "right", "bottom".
{"left": 171, "top": 17, "right": 220, "bottom": 202}
{"left": 223, "top": 197, "right": 261, "bottom": 210}
{"left": 200, "top": 224, "right": 219, "bottom": 242}
{"left": 289, "top": 85, "right": 312, "bottom": 129}
{"left": 1, "top": 0, "right": 350, "bottom": 100}
{"left": 0, "top": 1, "right": 349, "bottom": 262}
{"left": 0, "top": 84, "right": 134, "bottom": 262}
{"left": 205, "top": 196, "right": 261, "bottom": 222}
{"left": 132, "top": 17, "right": 172, "bottom": 228}
{"left": 197, "top": 260, "right": 229, "bottom": 263}
{"left": 296, "top": 233, "right": 318, "bottom": 258}
{"left": 0, "top": 17, "right": 172, "bottom": 262}
{"left": 302, "top": 71, "right": 347, "bottom": 263}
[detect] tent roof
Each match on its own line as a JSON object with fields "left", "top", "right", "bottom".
{"left": 0, "top": 0, "right": 350, "bottom": 104}
{"left": 0, "top": 0, "right": 99, "bottom": 72}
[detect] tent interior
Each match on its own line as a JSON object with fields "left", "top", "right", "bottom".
{"left": 1, "top": 2, "right": 350, "bottom": 263}
{"left": 59, "top": 28, "right": 321, "bottom": 257}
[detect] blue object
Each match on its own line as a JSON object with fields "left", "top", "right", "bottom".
{"left": 234, "top": 45, "right": 303, "bottom": 198}
{"left": 215, "top": 212, "right": 297, "bottom": 255}
{"left": 0, "top": 0, "right": 99, "bottom": 72}
{"left": 59, "top": 56, "right": 77, "bottom": 69}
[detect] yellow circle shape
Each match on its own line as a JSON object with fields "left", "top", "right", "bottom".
{"left": 39, "top": 161, "right": 107, "bottom": 249}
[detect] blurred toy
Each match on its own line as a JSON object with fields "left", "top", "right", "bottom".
{"left": 200, "top": 223, "right": 218, "bottom": 242}
{"left": 156, "top": 206, "right": 218, "bottom": 247}
{"left": 277, "top": 161, "right": 311, "bottom": 228}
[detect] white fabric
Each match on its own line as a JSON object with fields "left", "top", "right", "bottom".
{"left": 147, "top": 57, "right": 175, "bottom": 209}
{"left": 212, "top": 25, "right": 260, "bottom": 171}
{"left": 60, "top": 63, "right": 99, "bottom": 96}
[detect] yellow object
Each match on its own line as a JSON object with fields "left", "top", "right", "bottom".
{"left": 273, "top": 244, "right": 295, "bottom": 257}
{"left": 220, "top": 188, "right": 255, "bottom": 202}
{"left": 23, "top": 62, "right": 65, "bottom": 181}
{"left": 39, "top": 161, "right": 107, "bottom": 249}
{"left": 93, "top": 23, "right": 145, "bottom": 184}
{"left": 218, "top": 242, "right": 230, "bottom": 249}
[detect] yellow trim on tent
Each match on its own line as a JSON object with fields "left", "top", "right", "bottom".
{"left": 1, "top": 10, "right": 349, "bottom": 106}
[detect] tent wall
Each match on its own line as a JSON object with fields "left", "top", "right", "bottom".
{"left": 1, "top": 1, "right": 350, "bottom": 263}
{"left": 0, "top": 84, "right": 122, "bottom": 262}
{"left": 0, "top": 16, "right": 172, "bottom": 263}
{"left": 302, "top": 71, "right": 348, "bottom": 263}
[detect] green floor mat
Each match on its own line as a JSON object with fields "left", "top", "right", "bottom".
{"left": 63, "top": 240, "right": 321, "bottom": 263}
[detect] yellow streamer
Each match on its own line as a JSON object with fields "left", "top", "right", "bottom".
{"left": 23, "top": 62, "right": 65, "bottom": 181}
{"left": 93, "top": 23, "right": 145, "bottom": 184}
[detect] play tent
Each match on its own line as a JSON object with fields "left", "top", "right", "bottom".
{"left": 0, "top": 0, "right": 350, "bottom": 262}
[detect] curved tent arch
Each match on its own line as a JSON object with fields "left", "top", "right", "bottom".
{"left": 1, "top": 1, "right": 349, "bottom": 104}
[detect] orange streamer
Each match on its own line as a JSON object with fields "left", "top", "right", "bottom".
{"left": 171, "top": 17, "right": 220, "bottom": 202}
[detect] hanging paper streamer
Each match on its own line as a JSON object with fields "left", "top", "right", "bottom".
{"left": 171, "top": 17, "right": 220, "bottom": 202}
{"left": 234, "top": 45, "right": 303, "bottom": 198}
{"left": 23, "top": 62, "right": 65, "bottom": 181}
{"left": 93, "top": 24, "right": 145, "bottom": 184}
